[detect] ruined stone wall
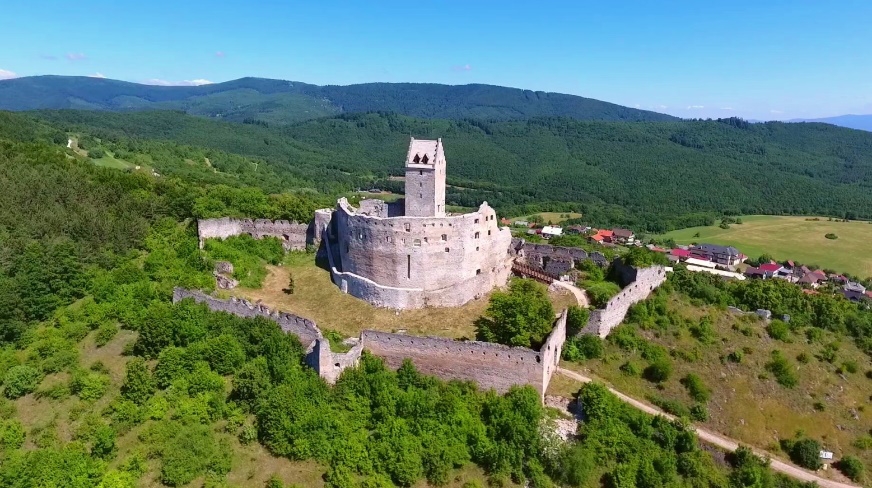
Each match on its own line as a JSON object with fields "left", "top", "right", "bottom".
{"left": 581, "top": 265, "right": 668, "bottom": 338}
{"left": 329, "top": 198, "right": 513, "bottom": 308}
{"left": 361, "top": 332, "right": 540, "bottom": 395}
{"left": 172, "top": 288, "right": 566, "bottom": 401}
{"left": 197, "top": 217, "right": 311, "bottom": 250}
{"left": 173, "top": 288, "right": 321, "bottom": 347}
{"left": 512, "top": 239, "right": 609, "bottom": 269}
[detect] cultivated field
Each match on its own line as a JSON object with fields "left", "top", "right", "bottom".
{"left": 660, "top": 215, "right": 872, "bottom": 277}
{"left": 516, "top": 212, "right": 582, "bottom": 224}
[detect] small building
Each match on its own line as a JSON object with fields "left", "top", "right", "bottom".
{"left": 690, "top": 243, "right": 744, "bottom": 266}
{"left": 611, "top": 228, "right": 635, "bottom": 245}
{"left": 845, "top": 281, "right": 867, "bottom": 294}
{"left": 797, "top": 270, "right": 827, "bottom": 288}
{"left": 842, "top": 289, "right": 869, "bottom": 302}
{"left": 745, "top": 267, "right": 768, "bottom": 279}
{"left": 565, "top": 225, "right": 589, "bottom": 235}
{"left": 819, "top": 451, "right": 834, "bottom": 461}
{"left": 686, "top": 257, "right": 717, "bottom": 269}
{"left": 513, "top": 220, "right": 529, "bottom": 227}
{"left": 685, "top": 265, "right": 747, "bottom": 280}
{"left": 589, "top": 229, "right": 614, "bottom": 244}
{"left": 758, "top": 262, "right": 784, "bottom": 275}
{"left": 541, "top": 226, "right": 564, "bottom": 239}
{"left": 670, "top": 248, "right": 691, "bottom": 260}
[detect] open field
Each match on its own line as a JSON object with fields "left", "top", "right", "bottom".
{"left": 516, "top": 212, "right": 582, "bottom": 224}
{"left": 228, "top": 253, "right": 575, "bottom": 340}
{"left": 563, "top": 294, "right": 872, "bottom": 478}
{"left": 659, "top": 215, "right": 872, "bottom": 277}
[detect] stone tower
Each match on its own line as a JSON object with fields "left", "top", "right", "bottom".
{"left": 404, "top": 137, "right": 446, "bottom": 217}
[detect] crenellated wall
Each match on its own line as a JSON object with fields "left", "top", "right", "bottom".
{"left": 581, "top": 264, "right": 668, "bottom": 338}
{"left": 172, "top": 288, "right": 565, "bottom": 401}
{"left": 197, "top": 217, "right": 312, "bottom": 250}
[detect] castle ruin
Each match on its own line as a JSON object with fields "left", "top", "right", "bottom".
{"left": 314, "top": 138, "right": 514, "bottom": 309}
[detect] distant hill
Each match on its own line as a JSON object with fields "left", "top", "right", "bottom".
{"left": 28, "top": 110, "right": 872, "bottom": 231}
{"left": 789, "top": 114, "right": 872, "bottom": 132}
{"left": 0, "top": 75, "right": 678, "bottom": 124}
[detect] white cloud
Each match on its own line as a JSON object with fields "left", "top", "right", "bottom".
{"left": 0, "top": 69, "right": 16, "bottom": 80}
{"left": 770, "top": 109, "right": 783, "bottom": 114}
{"left": 451, "top": 64, "right": 472, "bottom": 72}
{"left": 142, "top": 78, "right": 213, "bottom": 86}
{"left": 90, "top": 72, "right": 106, "bottom": 79}
{"left": 66, "top": 52, "right": 86, "bottom": 61}
{"left": 686, "top": 105, "right": 705, "bottom": 109}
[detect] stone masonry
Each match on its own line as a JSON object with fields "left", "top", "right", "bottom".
{"left": 197, "top": 217, "right": 312, "bottom": 251}
{"left": 581, "top": 263, "right": 669, "bottom": 338}
{"left": 173, "top": 288, "right": 566, "bottom": 401}
{"left": 315, "top": 138, "right": 514, "bottom": 309}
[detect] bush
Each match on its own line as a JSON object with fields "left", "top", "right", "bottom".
{"left": 765, "top": 320, "right": 790, "bottom": 342}
{"left": 726, "top": 350, "right": 743, "bottom": 363}
{"left": 796, "top": 352, "right": 810, "bottom": 364}
{"left": 88, "top": 148, "right": 106, "bottom": 159}
{"left": 583, "top": 281, "right": 622, "bottom": 308}
{"left": 94, "top": 323, "right": 118, "bottom": 347}
{"left": 825, "top": 233, "right": 838, "bottom": 240}
{"left": 841, "top": 360, "right": 858, "bottom": 374}
{"left": 689, "top": 404, "right": 708, "bottom": 421}
{"left": 787, "top": 438, "right": 822, "bottom": 470}
{"left": 121, "top": 358, "right": 156, "bottom": 405}
{"left": 3, "top": 365, "right": 41, "bottom": 399}
{"left": 836, "top": 456, "right": 864, "bottom": 481}
{"left": 681, "top": 374, "right": 711, "bottom": 403}
{"left": 561, "top": 335, "right": 604, "bottom": 362}
{"left": 644, "top": 359, "right": 672, "bottom": 383}
{"left": 619, "top": 361, "right": 640, "bottom": 377}
{"left": 765, "top": 350, "right": 798, "bottom": 388}
{"left": 70, "top": 371, "right": 110, "bottom": 401}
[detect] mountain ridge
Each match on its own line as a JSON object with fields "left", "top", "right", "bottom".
{"left": 789, "top": 114, "right": 872, "bottom": 132}
{"left": 0, "top": 75, "right": 678, "bottom": 124}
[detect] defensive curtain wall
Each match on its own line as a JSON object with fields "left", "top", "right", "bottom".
{"left": 197, "top": 217, "right": 312, "bottom": 251}
{"left": 581, "top": 263, "right": 669, "bottom": 338}
{"left": 317, "top": 197, "right": 514, "bottom": 309}
{"left": 173, "top": 288, "right": 567, "bottom": 400}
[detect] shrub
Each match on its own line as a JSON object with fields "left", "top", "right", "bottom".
{"left": 796, "top": 353, "right": 810, "bottom": 364}
{"left": 94, "top": 323, "right": 118, "bottom": 347}
{"left": 35, "top": 382, "right": 71, "bottom": 401}
{"left": 681, "top": 374, "right": 711, "bottom": 403}
{"left": 619, "top": 361, "right": 640, "bottom": 377}
{"left": 726, "top": 350, "right": 743, "bottom": 363}
{"left": 647, "top": 395, "right": 690, "bottom": 418}
{"left": 3, "top": 365, "right": 41, "bottom": 399}
{"left": 765, "top": 350, "right": 798, "bottom": 388}
{"left": 787, "top": 438, "right": 822, "bottom": 470}
{"left": 765, "top": 320, "right": 790, "bottom": 341}
{"left": 582, "top": 281, "right": 622, "bottom": 309}
{"left": 818, "top": 341, "right": 839, "bottom": 363}
{"left": 70, "top": 371, "right": 110, "bottom": 401}
{"left": 836, "top": 456, "right": 864, "bottom": 481}
{"left": 690, "top": 404, "right": 708, "bottom": 421}
{"left": 644, "top": 359, "right": 672, "bottom": 383}
{"left": 841, "top": 360, "right": 858, "bottom": 374}
{"left": 121, "top": 358, "right": 156, "bottom": 405}
{"left": 824, "top": 233, "right": 838, "bottom": 240}
{"left": 562, "top": 335, "right": 604, "bottom": 362}
{"left": 689, "top": 317, "right": 717, "bottom": 344}
{"left": 853, "top": 435, "right": 872, "bottom": 450}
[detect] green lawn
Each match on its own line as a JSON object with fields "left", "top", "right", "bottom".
{"left": 515, "top": 212, "right": 582, "bottom": 224}
{"left": 659, "top": 215, "right": 872, "bottom": 278}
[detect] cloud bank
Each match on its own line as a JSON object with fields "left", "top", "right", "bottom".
{"left": 451, "top": 64, "right": 472, "bottom": 72}
{"left": 142, "top": 78, "right": 214, "bottom": 86}
{"left": 0, "top": 69, "right": 17, "bottom": 80}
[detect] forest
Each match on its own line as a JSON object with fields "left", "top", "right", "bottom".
{"left": 0, "top": 75, "right": 675, "bottom": 123}
{"left": 27, "top": 109, "right": 872, "bottom": 232}
{"left": 0, "top": 107, "right": 835, "bottom": 486}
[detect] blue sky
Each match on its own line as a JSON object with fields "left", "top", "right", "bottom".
{"left": 1, "top": 0, "right": 870, "bottom": 120}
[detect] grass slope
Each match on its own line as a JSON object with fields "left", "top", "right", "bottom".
{"left": 566, "top": 294, "right": 872, "bottom": 481}
{"left": 660, "top": 215, "right": 872, "bottom": 277}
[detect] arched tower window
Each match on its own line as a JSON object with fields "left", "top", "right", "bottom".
{"left": 421, "top": 154, "right": 429, "bottom": 164}
{"left": 413, "top": 154, "right": 421, "bottom": 163}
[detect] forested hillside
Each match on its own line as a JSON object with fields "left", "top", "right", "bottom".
{"left": 31, "top": 110, "right": 872, "bottom": 232}
{"left": 0, "top": 75, "right": 677, "bottom": 124}
{"left": 0, "top": 106, "right": 827, "bottom": 488}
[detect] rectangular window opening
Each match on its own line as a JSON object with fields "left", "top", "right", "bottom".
{"left": 407, "top": 255, "right": 411, "bottom": 279}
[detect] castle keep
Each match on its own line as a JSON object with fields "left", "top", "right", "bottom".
{"left": 315, "top": 138, "right": 514, "bottom": 309}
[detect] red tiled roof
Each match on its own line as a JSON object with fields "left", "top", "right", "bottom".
{"left": 759, "top": 263, "right": 781, "bottom": 272}
{"left": 590, "top": 235, "right": 605, "bottom": 242}
{"left": 670, "top": 249, "right": 691, "bottom": 258}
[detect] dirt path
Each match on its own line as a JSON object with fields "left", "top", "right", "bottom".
{"left": 551, "top": 281, "right": 589, "bottom": 307}
{"left": 556, "top": 368, "right": 858, "bottom": 488}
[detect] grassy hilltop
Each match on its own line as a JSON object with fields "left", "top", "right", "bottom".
{"left": 660, "top": 215, "right": 872, "bottom": 277}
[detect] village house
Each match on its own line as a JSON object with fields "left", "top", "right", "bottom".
{"left": 589, "top": 229, "right": 614, "bottom": 244}
{"left": 690, "top": 243, "right": 745, "bottom": 267}
{"left": 611, "top": 228, "right": 635, "bottom": 245}
{"left": 541, "top": 225, "right": 563, "bottom": 239}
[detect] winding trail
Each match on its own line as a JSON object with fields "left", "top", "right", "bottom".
{"left": 557, "top": 368, "right": 859, "bottom": 488}
{"left": 551, "top": 281, "right": 589, "bottom": 308}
